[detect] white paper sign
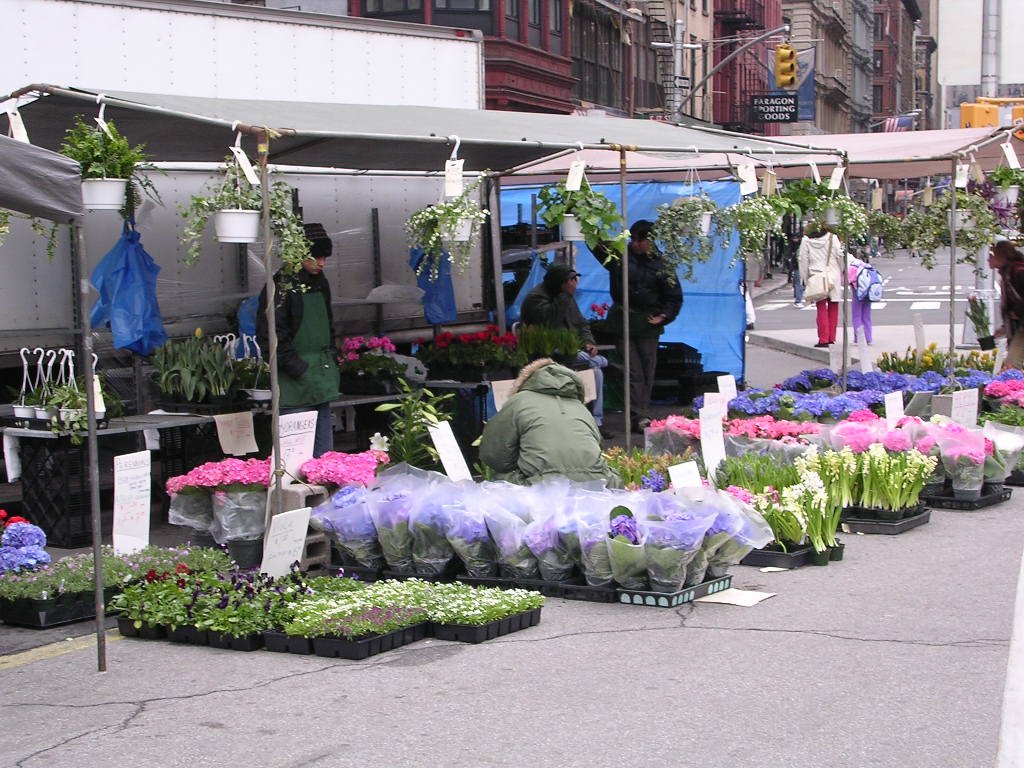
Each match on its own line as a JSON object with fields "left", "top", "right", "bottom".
{"left": 3, "top": 434, "right": 21, "bottom": 482}
{"left": 760, "top": 170, "right": 777, "bottom": 197}
{"left": 214, "top": 411, "right": 259, "bottom": 456}
{"left": 490, "top": 378, "right": 516, "bottom": 411}
{"left": 92, "top": 374, "right": 106, "bottom": 414}
{"left": 950, "top": 388, "right": 979, "bottom": 426}
{"left": 260, "top": 507, "right": 311, "bottom": 578}
{"left": 565, "top": 160, "right": 586, "bottom": 191}
{"left": 884, "top": 391, "right": 904, "bottom": 429}
{"left": 444, "top": 158, "right": 465, "bottom": 198}
{"left": 1003, "top": 142, "right": 1022, "bottom": 170}
{"left": 702, "top": 392, "right": 728, "bottom": 415}
{"left": 717, "top": 374, "right": 737, "bottom": 402}
{"left": 954, "top": 162, "right": 969, "bottom": 188}
{"left": 858, "top": 337, "right": 872, "bottom": 373}
{"left": 913, "top": 313, "right": 926, "bottom": 364}
{"left": 228, "top": 146, "right": 261, "bottom": 187}
{"left": 871, "top": 187, "right": 884, "bottom": 210}
{"left": 94, "top": 116, "right": 114, "bottom": 139}
{"left": 577, "top": 367, "right": 597, "bottom": 404}
{"left": 668, "top": 461, "right": 703, "bottom": 490}
{"left": 737, "top": 163, "right": 758, "bottom": 196}
{"left": 6, "top": 110, "right": 29, "bottom": 143}
{"left": 279, "top": 411, "right": 318, "bottom": 484}
{"left": 113, "top": 450, "right": 151, "bottom": 555}
{"left": 922, "top": 185, "right": 934, "bottom": 206}
{"left": 698, "top": 406, "right": 726, "bottom": 483}
{"left": 827, "top": 166, "right": 845, "bottom": 190}
{"left": 427, "top": 420, "right": 472, "bottom": 481}
{"left": 808, "top": 160, "right": 821, "bottom": 184}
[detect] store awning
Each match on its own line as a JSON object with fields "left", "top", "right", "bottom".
{"left": 0, "top": 134, "right": 83, "bottom": 222}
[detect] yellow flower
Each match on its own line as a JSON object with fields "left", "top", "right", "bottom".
{"left": 194, "top": 327, "right": 203, "bottom": 338}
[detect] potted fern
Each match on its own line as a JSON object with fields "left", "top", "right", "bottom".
{"left": 651, "top": 195, "right": 718, "bottom": 282}
{"left": 906, "top": 190, "right": 1001, "bottom": 269}
{"left": 406, "top": 180, "right": 489, "bottom": 281}
{"left": 537, "top": 181, "right": 628, "bottom": 260}
{"left": 60, "top": 116, "right": 155, "bottom": 211}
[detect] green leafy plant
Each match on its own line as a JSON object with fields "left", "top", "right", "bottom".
{"left": 151, "top": 331, "right": 236, "bottom": 402}
{"left": 779, "top": 178, "right": 831, "bottom": 218}
{"left": 989, "top": 166, "right": 1024, "bottom": 190}
{"left": 651, "top": 195, "right": 718, "bottom": 281}
{"left": 714, "top": 453, "right": 800, "bottom": 494}
{"left": 178, "top": 157, "right": 307, "bottom": 272}
{"left": 375, "top": 379, "right": 454, "bottom": 470}
{"left": 906, "top": 190, "right": 1002, "bottom": 269}
{"left": 716, "top": 195, "right": 789, "bottom": 257}
{"left": 966, "top": 295, "right": 992, "bottom": 338}
{"left": 232, "top": 357, "right": 270, "bottom": 390}
{"left": 537, "top": 180, "right": 628, "bottom": 261}
{"left": 0, "top": 207, "right": 60, "bottom": 260}
{"left": 866, "top": 209, "right": 905, "bottom": 248}
{"left": 514, "top": 325, "right": 581, "bottom": 361}
{"left": 805, "top": 194, "right": 869, "bottom": 243}
{"left": 406, "top": 178, "right": 490, "bottom": 281}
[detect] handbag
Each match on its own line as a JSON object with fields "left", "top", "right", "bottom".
{"left": 802, "top": 236, "right": 835, "bottom": 304}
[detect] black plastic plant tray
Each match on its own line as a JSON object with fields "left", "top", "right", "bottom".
{"left": 381, "top": 569, "right": 451, "bottom": 583}
{"left": 920, "top": 487, "right": 1012, "bottom": 510}
{"left": 116, "top": 617, "right": 166, "bottom": 640}
{"left": 1, "top": 593, "right": 94, "bottom": 628}
{"left": 513, "top": 576, "right": 581, "bottom": 598}
{"left": 741, "top": 545, "right": 813, "bottom": 569}
{"left": 312, "top": 622, "right": 429, "bottom": 660}
{"left": 842, "top": 502, "right": 927, "bottom": 522}
{"left": 559, "top": 581, "right": 618, "bottom": 603}
{"left": 455, "top": 575, "right": 517, "bottom": 589}
{"left": 207, "top": 631, "right": 265, "bottom": 652}
{"left": 431, "top": 607, "right": 541, "bottom": 644}
{"left": 617, "top": 574, "right": 733, "bottom": 607}
{"left": 842, "top": 507, "right": 931, "bottom": 535}
{"left": 1005, "top": 470, "right": 1024, "bottom": 487}
{"left": 166, "top": 625, "right": 209, "bottom": 646}
{"left": 262, "top": 630, "right": 314, "bottom": 655}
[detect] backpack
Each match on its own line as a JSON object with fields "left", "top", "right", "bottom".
{"left": 855, "top": 264, "right": 884, "bottom": 302}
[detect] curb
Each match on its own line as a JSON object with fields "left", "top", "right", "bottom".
{"left": 746, "top": 332, "right": 828, "bottom": 363}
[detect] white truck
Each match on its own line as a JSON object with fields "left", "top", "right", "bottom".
{"left": 0, "top": 0, "right": 487, "bottom": 374}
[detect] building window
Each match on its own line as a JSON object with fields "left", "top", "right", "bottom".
{"left": 366, "top": 0, "right": 422, "bottom": 10}
{"left": 873, "top": 50, "right": 883, "bottom": 74}
{"left": 529, "top": 0, "right": 540, "bottom": 25}
{"left": 549, "top": 0, "right": 561, "bottom": 33}
{"left": 873, "top": 85, "right": 883, "bottom": 113}
{"left": 507, "top": 0, "right": 519, "bottom": 18}
{"left": 873, "top": 13, "right": 884, "bottom": 41}
{"left": 701, "top": 0, "right": 708, "bottom": 13}
{"left": 572, "top": 3, "right": 622, "bottom": 109}
{"left": 436, "top": 0, "right": 489, "bottom": 8}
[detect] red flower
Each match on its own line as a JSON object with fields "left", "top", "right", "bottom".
{"left": 6, "top": 516, "right": 28, "bottom": 526}
{"left": 175, "top": 563, "right": 190, "bottom": 574}
{"left": 176, "top": 578, "right": 187, "bottom": 588}
{"left": 145, "top": 569, "right": 157, "bottom": 583}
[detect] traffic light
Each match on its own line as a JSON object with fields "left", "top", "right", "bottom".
{"left": 774, "top": 44, "right": 797, "bottom": 89}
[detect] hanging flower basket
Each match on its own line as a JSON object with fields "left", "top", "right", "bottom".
{"left": 561, "top": 214, "right": 585, "bottom": 241}
{"left": 451, "top": 217, "right": 475, "bottom": 243}
{"left": 81, "top": 179, "right": 128, "bottom": 210}
{"left": 651, "top": 194, "right": 719, "bottom": 281}
{"left": 994, "top": 185, "right": 1020, "bottom": 208}
{"left": 213, "top": 209, "right": 261, "bottom": 243}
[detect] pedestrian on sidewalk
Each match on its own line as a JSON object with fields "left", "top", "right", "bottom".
{"left": 798, "top": 225, "right": 844, "bottom": 348}
{"left": 785, "top": 216, "right": 805, "bottom": 306}
{"left": 847, "top": 254, "right": 874, "bottom": 344}
{"left": 990, "top": 239, "right": 1024, "bottom": 370}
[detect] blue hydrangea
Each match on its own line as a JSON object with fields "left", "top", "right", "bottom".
{"left": 780, "top": 373, "right": 813, "bottom": 393}
{"left": 807, "top": 368, "right": 838, "bottom": 387}
{"left": 2, "top": 522, "right": 46, "bottom": 549}
{"left": 0, "top": 544, "right": 51, "bottom": 573}
{"left": 641, "top": 469, "right": 668, "bottom": 492}
{"left": 956, "top": 370, "right": 993, "bottom": 390}
{"left": 996, "top": 369, "right": 1024, "bottom": 381}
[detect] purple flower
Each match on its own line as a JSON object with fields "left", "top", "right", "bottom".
{"left": 641, "top": 469, "right": 668, "bottom": 492}
{"left": 2, "top": 522, "right": 47, "bottom": 549}
{"left": 609, "top": 514, "right": 639, "bottom": 544}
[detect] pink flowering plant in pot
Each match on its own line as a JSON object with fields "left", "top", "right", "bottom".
{"left": 169, "top": 458, "right": 273, "bottom": 544}
{"left": 300, "top": 449, "right": 389, "bottom": 489}
{"left": 337, "top": 336, "right": 407, "bottom": 392}
{"left": 936, "top": 425, "right": 986, "bottom": 500}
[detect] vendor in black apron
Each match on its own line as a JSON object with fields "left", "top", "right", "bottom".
{"left": 257, "top": 222, "right": 340, "bottom": 457}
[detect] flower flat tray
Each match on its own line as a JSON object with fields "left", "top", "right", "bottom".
{"left": 455, "top": 575, "right": 518, "bottom": 589}
{"left": 1006, "top": 470, "right": 1024, "bottom": 487}
{"left": 920, "top": 487, "right": 1012, "bottom": 511}
{"left": 166, "top": 625, "right": 209, "bottom": 646}
{"left": 616, "top": 575, "right": 732, "bottom": 608}
{"left": 263, "top": 630, "right": 314, "bottom": 655}
{"left": 841, "top": 502, "right": 928, "bottom": 522}
{"left": 841, "top": 508, "right": 930, "bottom": 535}
{"left": 431, "top": 607, "right": 542, "bottom": 644}
{"left": 1, "top": 588, "right": 119, "bottom": 629}
{"left": 740, "top": 546, "right": 813, "bottom": 569}
{"left": 207, "top": 631, "right": 264, "bottom": 652}
{"left": 116, "top": 617, "right": 167, "bottom": 640}
{"left": 312, "top": 622, "right": 430, "bottom": 660}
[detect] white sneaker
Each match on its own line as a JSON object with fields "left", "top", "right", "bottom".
{"left": 794, "top": 301, "right": 805, "bottom": 308}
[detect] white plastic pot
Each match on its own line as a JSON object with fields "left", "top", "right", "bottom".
{"left": 81, "top": 179, "right": 128, "bottom": 210}
{"left": 35, "top": 406, "right": 54, "bottom": 420}
{"left": 561, "top": 214, "right": 585, "bottom": 242}
{"left": 12, "top": 405, "right": 34, "bottom": 418}
{"left": 824, "top": 207, "right": 839, "bottom": 227}
{"left": 450, "top": 218, "right": 474, "bottom": 243}
{"left": 213, "top": 209, "right": 261, "bottom": 243}
{"left": 994, "top": 185, "right": 1020, "bottom": 207}
{"left": 699, "top": 211, "right": 713, "bottom": 236}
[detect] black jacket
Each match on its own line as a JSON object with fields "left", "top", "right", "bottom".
{"left": 519, "top": 284, "right": 595, "bottom": 348}
{"left": 599, "top": 246, "right": 683, "bottom": 338}
{"left": 256, "top": 270, "right": 335, "bottom": 379}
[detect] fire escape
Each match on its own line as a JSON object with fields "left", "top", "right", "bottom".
{"left": 641, "top": 0, "right": 674, "bottom": 117}
{"left": 713, "top": 0, "right": 768, "bottom": 134}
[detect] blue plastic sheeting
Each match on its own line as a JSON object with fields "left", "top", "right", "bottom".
{"left": 505, "top": 252, "right": 545, "bottom": 325}
{"left": 501, "top": 180, "right": 745, "bottom": 379}
{"left": 410, "top": 248, "right": 458, "bottom": 324}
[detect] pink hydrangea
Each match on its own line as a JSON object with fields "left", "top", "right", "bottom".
{"left": 725, "top": 485, "right": 754, "bottom": 504}
{"left": 725, "top": 415, "right": 819, "bottom": 439}
{"left": 944, "top": 446, "right": 985, "bottom": 465}
{"left": 648, "top": 415, "right": 701, "bottom": 438}
{"left": 984, "top": 380, "right": 1024, "bottom": 399}
{"left": 300, "top": 450, "right": 388, "bottom": 487}
{"left": 915, "top": 436, "right": 937, "bottom": 455}
{"left": 881, "top": 430, "right": 911, "bottom": 452}
{"left": 165, "top": 457, "right": 271, "bottom": 494}
{"left": 846, "top": 409, "right": 880, "bottom": 422}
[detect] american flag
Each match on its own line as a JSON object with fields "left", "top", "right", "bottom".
{"left": 883, "top": 115, "right": 914, "bottom": 132}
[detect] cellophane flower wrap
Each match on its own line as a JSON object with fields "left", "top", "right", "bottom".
{"left": 645, "top": 415, "right": 701, "bottom": 456}
{"left": 639, "top": 493, "right": 718, "bottom": 593}
{"left": 0, "top": 520, "right": 51, "bottom": 574}
{"left": 606, "top": 504, "right": 648, "bottom": 590}
{"left": 936, "top": 424, "right": 986, "bottom": 494}
{"left": 523, "top": 508, "right": 574, "bottom": 582}
{"left": 165, "top": 460, "right": 224, "bottom": 532}
{"left": 207, "top": 458, "right": 272, "bottom": 544}
{"left": 310, "top": 485, "right": 384, "bottom": 569}
{"left": 572, "top": 491, "right": 622, "bottom": 587}
{"left": 365, "top": 465, "right": 430, "bottom": 573}
{"left": 408, "top": 484, "right": 458, "bottom": 576}
{"left": 446, "top": 485, "right": 497, "bottom": 577}
{"left": 300, "top": 449, "right": 388, "bottom": 488}
{"left": 724, "top": 416, "right": 821, "bottom": 462}
{"left": 481, "top": 484, "right": 540, "bottom": 578}
{"left": 982, "top": 427, "right": 1024, "bottom": 483}
{"left": 701, "top": 490, "right": 773, "bottom": 576}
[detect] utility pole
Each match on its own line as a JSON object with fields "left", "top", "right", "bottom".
{"left": 652, "top": 17, "right": 694, "bottom": 121}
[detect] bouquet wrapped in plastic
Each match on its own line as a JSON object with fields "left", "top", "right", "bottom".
{"left": 210, "top": 488, "right": 267, "bottom": 544}
{"left": 573, "top": 495, "right": 620, "bottom": 587}
{"left": 310, "top": 485, "right": 383, "bottom": 569}
{"left": 982, "top": 427, "right": 1024, "bottom": 485}
{"left": 606, "top": 505, "right": 648, "bottom": 590}
{"left": 447, "top": 486, "right": 497, "bottom": 577}
{"left": 408, "top": 485, "right": 458, "bottom": 576}
{"left": 523, "top": 509, "right": 574, "bottom": 582}
{"left": 167, "top": 490, "right": 214, "bottom": 532}
{"left": 937, "top": 425, "right": 986, "bottom": 499}
{"left": 639, "top": 493, "right": 718, "bottom": 593}
{"left": 704, "top": 491, "right": 773, "bottom": 577}
{"left": 482, "top": 493, "right": 540, "bottom": 579}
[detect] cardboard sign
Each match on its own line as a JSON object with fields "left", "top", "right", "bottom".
{"left": 214, "top": 411, "right": 259, "bottom": 456}
{"left": 760, "top": 169, "right": 777, "bottom": 197}
{"left": 444, "top": 158, "right": 465, "bottom": 198}
{"left": 1003, "top": 142, "right": 1022, "bottom": 170}
{"left": 871, "top": 187, "right": 884, "bottom": 210}
{"left": 668, "top": 461, "right": 703, "bottom": 490}
{"left": 717, "top": 374, "right": 737, "bottom": 403}
{"left": 490, "top": 378, "right": 516, "bottom": 411}
{"left": 698, "top": 406, "right": 726, "bottom": 483}
{"left": 954, "top": 162, "right": 969, "bottom": 188}
{"left": 808, "top": 160, "right": 821, "bottom": 185}
{"left": 228, "top": 146, "right": 261, "bottom": 187}
{"left": 950, "top": 388, "right": 979, "bottom": 426}
{"left": 827, "top": 166, "right": 845, "bottom": 191}
{"left": 884, "top": 391, "right": 905, "bottom": 429}
{"left": 260, "top": 507, "right": 310, "bottom": 578}
{"left": 737, "top": 163, "right": 758, "bottom": 196}
{"left": 113, "top": 450, "right": 151, "bottom": 555}
{"left": 565, "top": 160, "right": 586, "bottom": 191}
{"left": 427, "top": 420, "right": 472, "bottom": 481}
{"left": 922, "top": 185, "right": 934, "bottom": 206}
{"left": 702, "top": 392, "right": 729, "bottom": 415}
{"left": 278, "top": 411, "right": 318, "bottom": 484}
{"left": 7, "top": 110, "right": 29, "bottom": 143}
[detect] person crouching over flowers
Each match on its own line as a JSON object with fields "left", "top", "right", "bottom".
{"left": 479, "top": 358, "right": 622, "bottom": 487}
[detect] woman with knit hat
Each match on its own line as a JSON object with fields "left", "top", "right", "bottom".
{"left": 257, "top": 222, "right": 340, "bottom": 457}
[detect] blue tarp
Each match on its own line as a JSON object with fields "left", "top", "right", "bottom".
{"left": 89, "top": 225, "right": 168, "bottom": 356}
{"left": 410, "top": 248, "right": 458, "bottom": 325}
{"left": 501, "top": 180, "right": 745, "bottom": 380}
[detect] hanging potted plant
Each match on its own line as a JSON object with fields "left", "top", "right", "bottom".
{"left": 906, "top": 190, "right": 1001, "bottom": 269}
{"left": 716, "top": 195, "right": 793, "bottom": 263}
{"left": 779, "top": 178, "right": 831, "bottom": 220}
{"left": 60, "top": 116, "right": 156, "bottom": 211}
{"left": 805, "top": 194, "right": 869, "bottom": 244}
{"left": 651, "top": 195, "right": 718, "bottom": 282}
{"left": 179, "top": 163, "right": 307, "bottom": 273}
{"left": 537, "top": 181, "right": 629, "bottom": 261}
{"left": 405, "top": 179, "right": 490, "bottom": 281}
{"left": 989, "top": 166, "right": 1024, "bottom": 208}
{"left": 866, "top": 209, "right": 905, "bottom": 250}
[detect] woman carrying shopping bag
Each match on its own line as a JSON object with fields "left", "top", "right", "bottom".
{"left": 798, "top": 226, "right": 845, "bottom": 348}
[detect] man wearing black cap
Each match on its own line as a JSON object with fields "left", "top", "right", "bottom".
{"left": 598, "top": 219, "right": 682, "bottom": 433}
{"left": 257, "top": 222, "right": 340, "bottom": 457}
{"left": 520, "top": 262, "right": 613, "bottom": 439}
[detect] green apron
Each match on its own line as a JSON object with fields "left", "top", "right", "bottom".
{"left": 279, "top": 292, "right": 339, "bottom": 408}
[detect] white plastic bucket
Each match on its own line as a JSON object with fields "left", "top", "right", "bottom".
{"left": 994, "top": 185, "right": 1020, "bottom": 208}
{"left": 561, "top": 214, "right": 584, "bottom": 241}
{"left": 81, "top": 179, "right": 127, "bottom": 211}
{"left": 700, "top": 211, "right": 713, "bottom": 236}
{"left": 451, "top": 218, "right": 474, "bottom": 242}
{"left": 213, "top": 210, "right": 261, "bottom": 243}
